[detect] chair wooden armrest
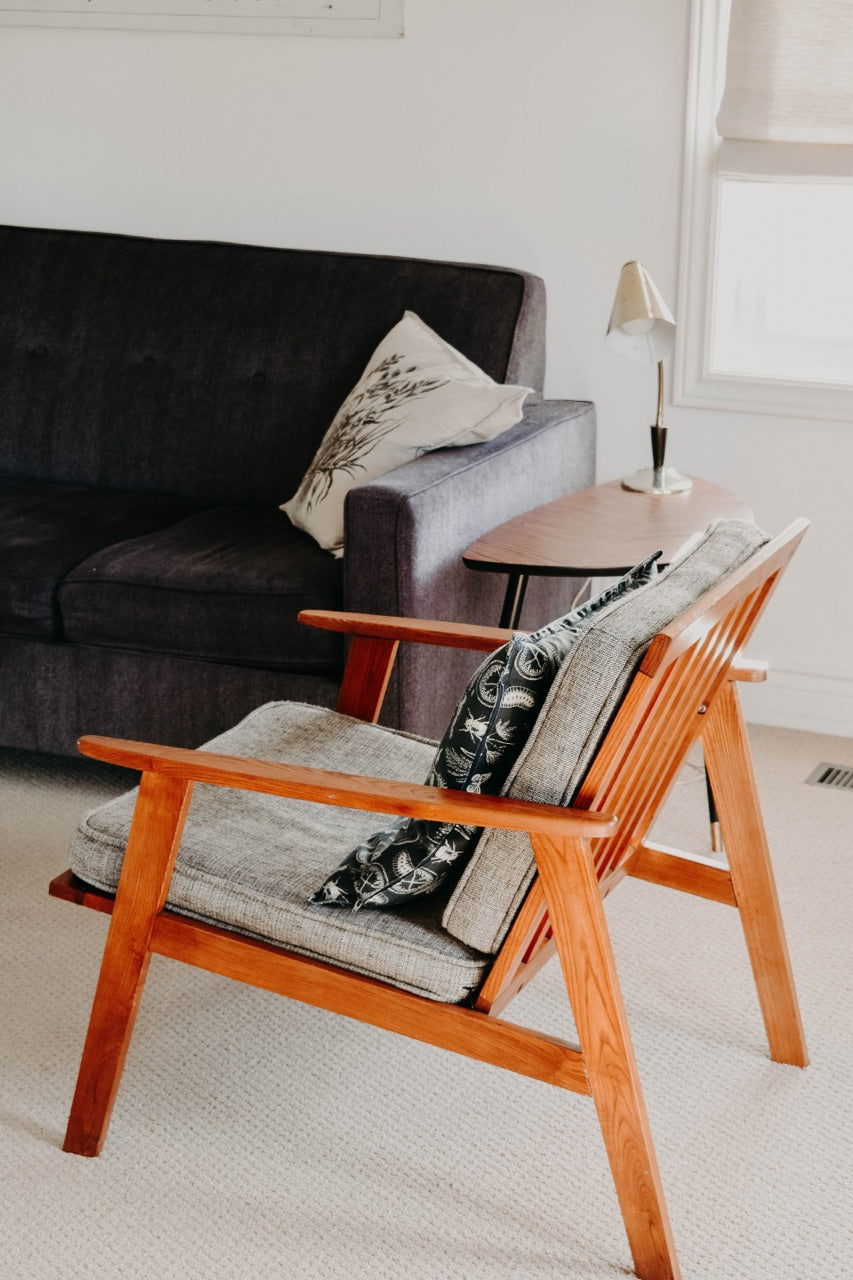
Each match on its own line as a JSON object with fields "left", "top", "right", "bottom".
{"left": 76, "top": 735, "right": 617, "bottom": 841}
{"left": 298, "top": 608, "right": 515, "bottom": 649}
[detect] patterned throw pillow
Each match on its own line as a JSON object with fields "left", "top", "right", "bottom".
{"left": 310, "top": 551, "right": 661, "bottom": 911}
{"left": 281, "top": 311, "right": 533, "bottom": 557}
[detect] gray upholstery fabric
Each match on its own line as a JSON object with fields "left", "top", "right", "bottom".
{"left": 68, "top": 702, "right": 490, "bottom": 1004}
{"left": 0, "top": 481, "right": 199, "bottom": 640}
{"left": 443, "top": 521, "right": 770, "bottom": 955}
{"left": 0, "top": 226, "right": 545, "bottom": 505}
{"left": 0, "top": 636, "right": 341, "bottom": 755}
{"left": 347, "top": 398, "right": 597, "bottom": 739}
{"left": 60, "top": 506, "right": 342, "bottom": 671}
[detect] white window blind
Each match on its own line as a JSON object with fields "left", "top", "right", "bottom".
{"left": 716, "top": 0, "right": 853, "bottom": 173}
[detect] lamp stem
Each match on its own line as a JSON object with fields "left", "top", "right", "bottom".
{"left": 620, "top": 357, "right": 692, "bottom": 495}
{"left": 651, "top": 360, "right": 666, "bottom": 489}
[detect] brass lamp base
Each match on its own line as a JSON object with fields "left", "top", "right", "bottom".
{"left": 622, "top": 466, "right": 693, "bottom": 495}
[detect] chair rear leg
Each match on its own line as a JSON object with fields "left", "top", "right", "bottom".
{"left": 533, "top": 833, "right": 682, "bottom": 1280}
{"left": 64, "top": 772, "right": 193, "bottom": 1156}
{"left": 703, "top": 682, "right": 808, "bottom": 1067}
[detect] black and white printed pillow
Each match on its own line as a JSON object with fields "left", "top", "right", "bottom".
{"left": 281, "top": 311, "right": 532, "bottom": 557}
{"left": 310, "top": 551, "right": 661, "bottom": 911}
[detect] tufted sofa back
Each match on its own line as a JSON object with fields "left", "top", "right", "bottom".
{"left": 0, "top": 225, "right": 546, "bottom": 505}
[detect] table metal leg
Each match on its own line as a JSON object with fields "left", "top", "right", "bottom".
{"left": 705, "top": 764, "right": 724, "bottom": 853}
{"left": 499, "top": 572, "right": 529, "bottom": 630}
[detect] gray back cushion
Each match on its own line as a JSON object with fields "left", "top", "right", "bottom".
{"left": 442, "top": 520, "right": 769, "bottom": 954}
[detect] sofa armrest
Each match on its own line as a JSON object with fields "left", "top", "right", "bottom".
{"left": 343, "top": 398, "right": 596, "bottom": 737}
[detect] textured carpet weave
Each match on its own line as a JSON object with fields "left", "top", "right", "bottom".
{"left": 1, "top": 724, "right": 851, "bottom": 1279}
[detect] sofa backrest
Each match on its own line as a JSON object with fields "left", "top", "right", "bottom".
{"left": 0, "top": 225, "right": 546, "bottom": 505}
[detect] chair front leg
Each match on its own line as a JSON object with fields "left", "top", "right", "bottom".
{"left": 533, "top": 832, "right": 682, "bottom": 1280}
{"left": 702, "top": 681, "right": 808, "bottom": 1067}
{"left": 63, "top": 772, "right": 193, "bottom": 1156}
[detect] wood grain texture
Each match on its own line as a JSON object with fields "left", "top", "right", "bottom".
{"left": 532, "top": 832, "right": 682, "bottom": 1280}
{"left": 54, "top": 521, "right": 810, "bottom": 1280}
{"left": 49, "top": 869, "right": 115, "bottom": 915}
{"left": 627, "top": 843, "right": 737, "bottom": 905}
{"left": 474, "top": 881, "right": 553, "bottom": 1016}
{"left": 62, "top": 772, "right": 193, "bottom": 1156}
{"left": 463, "top": 476, "right": 753, "bottom": 576}
{"left": 729, "top": 657, "right": 767, "bottom": 682}
{"left": 639, "top": 519, "right": 808, "bottom": 677}
{"left": 299, "top": 608, "right": 515, "bottom": 650}
{"left": 75, "top": 735, "right": 618, "bottom": 839}
{"left": 149, "top": 912, "right": 591, "bottom": 1095}
{"left": 703, "top": 682, "right": 809, "bottom": 1067}
{"left": 334, "top": 634, "right": 399, "bottom": 721}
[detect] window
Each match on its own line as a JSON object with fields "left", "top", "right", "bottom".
{"left": 675, "top": 0, "right": 853, "bottom": 420}
{"left": 712, "top": 176, "right": 853, "bottom": 386}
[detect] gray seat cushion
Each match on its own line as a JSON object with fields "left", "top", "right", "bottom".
{"left": 442, "top": 520, "right": 770, "bottom": 955}
{"left": 59, "top": 506, "right": 343, "bottom": 672}
{"left": 68, "top": 702, "right": 491, "bottom": 1004}
{"left": 0, "top": 480, "right": 199, "bottom": 640}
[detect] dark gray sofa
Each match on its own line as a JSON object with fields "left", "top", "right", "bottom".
{"left": 0, "top": 224, "right": 595, "bottom": 755}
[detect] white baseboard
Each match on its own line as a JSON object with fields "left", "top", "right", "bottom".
{"left": 740, "top": 661, "right": 853, "bottom": 740}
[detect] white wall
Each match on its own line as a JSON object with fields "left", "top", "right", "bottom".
{"left": 1, "top": 0, "right": 850, "bottom": 736}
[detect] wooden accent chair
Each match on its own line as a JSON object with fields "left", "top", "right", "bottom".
{"left": 50, "top": 519, "right": 809, "bottom": 1280}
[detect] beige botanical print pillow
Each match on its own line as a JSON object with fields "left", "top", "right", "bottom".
{"left": 281, "top": 311, "right": 532, "bottom": 556}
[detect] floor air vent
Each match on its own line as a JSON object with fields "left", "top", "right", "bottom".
{"left": 806, "top": 762, "right": 853, "bottom": 791}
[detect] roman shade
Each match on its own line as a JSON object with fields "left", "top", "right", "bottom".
{"left": 716, "top": 0, "right": 853, "bottom": 176}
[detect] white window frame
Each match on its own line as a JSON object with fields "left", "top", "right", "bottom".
{"left": 674, "top": 0, "right": 853, "bottom": 422}
{"left": 0, "top": 0, "right": 404, "bottom": 37}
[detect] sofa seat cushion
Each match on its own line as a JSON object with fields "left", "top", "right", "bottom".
{"left": 0, "top": 480, "right": 200, "bottom": 640}
{"left": 59, "top": 506, "right": 343, "bottom": 672}
{"left": 68, "top": 702, "right": 490, "bottom": 1004}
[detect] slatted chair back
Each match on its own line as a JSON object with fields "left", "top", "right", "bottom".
{"left": 475, "top": 521, "right": 807, "bottom": 1041}
{"left": 583, "top": 525, "right": 796, "bottom": 882}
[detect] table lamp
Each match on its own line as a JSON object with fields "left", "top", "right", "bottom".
{"left": 605, "top": 260, "right": 692, "bottom": 495}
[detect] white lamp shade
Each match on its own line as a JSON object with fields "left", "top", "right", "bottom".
{"left": 605, "top": 260, "right": 675, "bottom": 364}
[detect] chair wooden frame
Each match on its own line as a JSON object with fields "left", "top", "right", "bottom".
{"left": 49, "top": 520, "right": 809, "bottom": 1280}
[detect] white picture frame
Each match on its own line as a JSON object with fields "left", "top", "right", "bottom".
{"left": 0, "top": 0, "right": 404, "bottom": 37}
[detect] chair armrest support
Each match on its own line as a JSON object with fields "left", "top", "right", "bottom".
{"left": 76, "top": 735, "right": 617, "bottom": 841}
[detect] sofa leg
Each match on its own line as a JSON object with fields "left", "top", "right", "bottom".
{"left": 63, "top": 772, "right": 193, "bottom": 1155}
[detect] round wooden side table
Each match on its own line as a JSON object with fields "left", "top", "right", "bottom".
{"left": 463, "top": 476, "right": 754, "bottom": 853}
{"left": 463, "top": 476, "right": 753, "bottom": 629}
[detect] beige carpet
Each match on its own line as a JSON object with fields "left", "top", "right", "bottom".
{"left": 1, "top": 724, "right": 851, "bottom": 1279}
